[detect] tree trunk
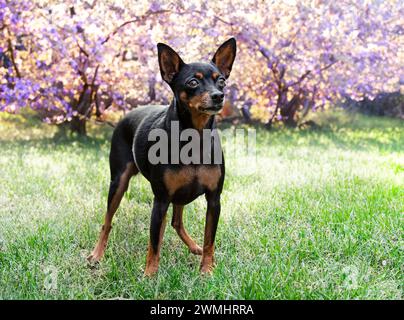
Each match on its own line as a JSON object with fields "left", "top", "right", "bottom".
{"left": 148, "top": 76, "right": 156, "bottom": 102}
{"left": 70, "top": 86, "right": 92, "bottom": 136}
{"left": 70, "top": 116, "right": 87, "bottom": 136}
{"left": 280, "top": 108, "right": 298, "bottom": 127}
{"left": 265, "top": 89, "right": 286, "bottom": 129}
{"left": 280, "top": 94, "right": 300, "bottom": 127}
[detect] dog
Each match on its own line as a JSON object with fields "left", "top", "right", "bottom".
{"left": 88, "top": 38, "right": 237, "bottom": 276}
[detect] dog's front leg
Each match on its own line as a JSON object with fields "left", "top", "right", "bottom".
{"left": 145, "top": 198, "right": 169, "bottom": 277}
{"left": 200, "top": 193, "right": 221, "bottom": 274}
{"left": 172, "top": 204, "right": 203, "bottom": 255}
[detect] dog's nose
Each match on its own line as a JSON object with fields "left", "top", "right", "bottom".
{"left": 211, "top": 92, "right": 224, "bottom": 104}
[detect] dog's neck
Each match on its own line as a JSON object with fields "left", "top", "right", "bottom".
{"left": 167, "top": 97, "right": 215, "bottom": 131}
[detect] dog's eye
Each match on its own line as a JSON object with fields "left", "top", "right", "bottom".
{"left": 217, "top": 78, "right": 226, "bottom": 88}
{"left": 187, "top": 79, "right": 199, "bottom": 88}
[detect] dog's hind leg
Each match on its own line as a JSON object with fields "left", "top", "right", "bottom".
{"left": 88, "top": 132, "right": 138, "bottom": 263}
{"left": 87, "top": 162, "right": 137, "bottom": 263}
{"left": 171, "top": 205, "right": 202, "bottom": 255}
{"left": 144, "top": 199, "right": 170, "bottom": 276}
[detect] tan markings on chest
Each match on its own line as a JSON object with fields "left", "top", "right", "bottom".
{"left": 163, "top": 166, "right": 222, "bottom": 196}
{"left": 197, "top": 166, "right": 221, "bottom": 191}
{"left": 163, "top": 167, "right": 194, "bottom": 196}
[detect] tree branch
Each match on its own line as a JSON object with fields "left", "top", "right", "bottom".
{"left": 102, "top": 9, "right": 170, "bottom": 45}
{"left": 102, "top": 8, "right": 234, "bottom": 46}
{"left": 76, "top": 40, "right": 89, "bottom": 57}
{"left": 91, "top": 64, "right": 99, "bottom": 86}
{"left": 289, "top": 60, "right": 338, "bottom": 87}
{"left": 7, "top": 38, "right": 21, "bottom": 78}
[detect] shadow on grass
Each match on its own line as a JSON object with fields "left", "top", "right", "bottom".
{"left": 0, "top": 112, "right": 114, "bottom": 153}
{"left": 248, "top": 111, "right": 404, "bottom": 153}
{"left": 0, "top": 134, "right": 112, "bottom": 154}
{"left": 1, "top": 109, "right": 403, "bottom": 154}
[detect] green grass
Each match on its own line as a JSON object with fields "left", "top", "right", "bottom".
{"left": 0, "top": 110, "right": 403, "bottom": 299}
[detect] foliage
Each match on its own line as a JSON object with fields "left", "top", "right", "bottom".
{"left": 1, "top": 1, "right": 403, "bottom": 132}
{"left": 343, "top": 92, "right": 404, "bottom": 119}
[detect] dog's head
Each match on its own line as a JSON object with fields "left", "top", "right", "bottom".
{"left": 157, "top": 38, "right": 236, "bottom": 115}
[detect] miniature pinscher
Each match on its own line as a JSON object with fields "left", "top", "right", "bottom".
{"left": 88, "top": 38, "right": 237, "bottom": 276}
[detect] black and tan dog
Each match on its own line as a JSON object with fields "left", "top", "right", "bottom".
{"left": 88, "top": 38, "right": 236, "bottom": 276}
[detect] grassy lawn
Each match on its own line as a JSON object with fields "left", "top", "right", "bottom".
{"left": 0, "top": 110, "right": 402, "bottom": 299}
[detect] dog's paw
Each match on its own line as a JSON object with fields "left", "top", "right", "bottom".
{"left": 200, "top": 263, "right": 214, "bottom": 275}
{"left": 190, "top": 245, "right": 203, "bottom": 255}
{"left": 87, "top": 251, "right": 103, "bottom": 267}
{"left": 144, "top": 266, "right": 159, "bottom": 277}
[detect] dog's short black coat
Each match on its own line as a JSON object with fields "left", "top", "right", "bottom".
{"left": 88, "top": 38, "right": 237, "bottom": 276}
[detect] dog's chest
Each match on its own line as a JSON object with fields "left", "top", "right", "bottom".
{"left": 163, "top": 165, "right": 221, "bottom": 200}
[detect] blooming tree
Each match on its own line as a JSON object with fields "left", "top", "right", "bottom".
{"left": 1, "top": 0, "right": 402, "bottom": 134}
{"left": 216, "top": 0, "right": 403, "bottom": 126}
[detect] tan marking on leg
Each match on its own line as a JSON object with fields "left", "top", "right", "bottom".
{"left": 201, "top": 214, "right": 215, "bottom": 274}
{"left": 200, "top": 204, "right": 219, "bottom": 274}
{"left": 200, "top": 244, "right": 215, "bottom": 274}
{"left": 88, "top": 163, "right": 137, "bottom": 263}
{"left": 171, "top": 205, "right": 202, "bottom": 255}
{"left": 197, "top": 165, "right": 221, "bottom": 191}
{"left": 145, "top": 214, "right": 167, "bottom": 277}
{"left": 163, "top": 167, "right": 195, "bottom": 196}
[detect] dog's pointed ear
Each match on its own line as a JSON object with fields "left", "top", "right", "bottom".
{"left": 157, "top": 43, "right": 185, "bottom": 84}
{"left": 212, "top": 38, "right": 237, "bottom": 79}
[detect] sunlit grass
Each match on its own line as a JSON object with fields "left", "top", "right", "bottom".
{"left": 0, "top": 110, "right": 403, "bottom": 299}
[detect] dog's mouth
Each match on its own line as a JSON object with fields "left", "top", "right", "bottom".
{"left": 199, "top": 103, "right": 223, "bottom": 115}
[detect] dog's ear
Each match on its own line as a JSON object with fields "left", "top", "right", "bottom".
{"left": 212, "top": 38, "right": 237, "bottom": 79}
{"left": 157, "top": 43, "right": 185, "bottom": 84}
